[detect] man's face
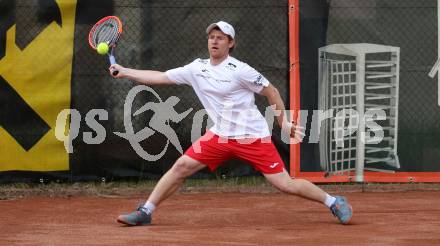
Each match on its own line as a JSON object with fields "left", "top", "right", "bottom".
{"left": 208, "top": 29, "right": 234, "bottom": 59}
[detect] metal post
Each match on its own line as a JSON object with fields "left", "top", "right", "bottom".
{"left": 355, "top": 54, "right": 366, "bottom": 182}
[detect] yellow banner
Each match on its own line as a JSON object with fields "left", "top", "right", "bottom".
{"left": 0, "top": 0, "right": 77, "bottom": 171}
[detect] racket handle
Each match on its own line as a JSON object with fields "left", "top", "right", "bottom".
{"left": 108, "top": 54, "right": 119, "bottom": 76}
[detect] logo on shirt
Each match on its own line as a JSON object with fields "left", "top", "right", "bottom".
{"left": 226, "top": 62, "right": 237, "bottom": 71}
{"left": 196, "top": 73, "right": 211, "bottom": 80}
{"left": 252, "top": 74, "right": 264, "bottom": 86}
{"left": 196, "top": 70, "right": 231, "bottom": 83}
{"left": 198, "top": 59, "right": 208, "bottom": 64}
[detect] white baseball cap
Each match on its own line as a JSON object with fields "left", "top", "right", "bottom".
{"left": 206, "top": 21, "right": 235, "bottom": 39}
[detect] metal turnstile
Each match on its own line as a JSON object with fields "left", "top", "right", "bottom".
{"left": 318, "top": 43, "right": 400, "bottom": 182}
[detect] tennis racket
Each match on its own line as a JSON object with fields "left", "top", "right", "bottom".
{"left": 88, "top": 16, "right": 122, "bottom": 76}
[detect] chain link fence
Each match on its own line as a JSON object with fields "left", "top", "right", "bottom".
{"left": 300, "top": 0, "right": 440, "bottom": 172}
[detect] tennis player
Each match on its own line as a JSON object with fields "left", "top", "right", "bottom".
{"left": 110, "top": 21, "right": 352, "bottom": 226}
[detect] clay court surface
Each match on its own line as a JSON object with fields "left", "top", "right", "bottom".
{"left": 1, "top": 187, "right": 440, "bottom": 246}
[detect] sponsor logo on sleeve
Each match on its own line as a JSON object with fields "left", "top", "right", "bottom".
{"left": 252, "top": 74, "right": 264, "bottom": 86}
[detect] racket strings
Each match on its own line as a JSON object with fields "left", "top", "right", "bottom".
{"left": 91, "top": 18, "right": 120, "bottom": 47}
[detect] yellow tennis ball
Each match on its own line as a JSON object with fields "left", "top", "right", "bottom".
{"left": 96, "top": 42, "right": 109, "bottom": 55}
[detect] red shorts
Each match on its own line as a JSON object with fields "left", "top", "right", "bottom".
{"left": 185, "top": 131, "right": 285, "bottom": 174}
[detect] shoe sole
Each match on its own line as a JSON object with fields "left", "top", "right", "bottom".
{"left": 341, "top": 204, "right": 353, "bottom": 225}
{"left": 117, "top": 216, "right": 151, "bottom": 226}
{"left": 117, "top": 217, "right": 136, "bottom": 226}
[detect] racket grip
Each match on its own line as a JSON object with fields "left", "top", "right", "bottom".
{"left": 109, "top": 54, "right": 116, "bottom": 64}
{"left": 108, "top": 54, "right": 119, "bottom": 76}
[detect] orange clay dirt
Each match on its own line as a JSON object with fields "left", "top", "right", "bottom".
{"left": 1, "top": 189, "right": 440, "bottom": 245}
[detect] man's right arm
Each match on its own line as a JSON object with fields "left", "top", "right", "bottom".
{"left": 109, "top": 64, "right": 174, "bottom": 85}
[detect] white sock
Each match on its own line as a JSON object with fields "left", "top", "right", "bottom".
{"left": 324, "top": 194, "right": 336, "bottom": 208}
{"left": 142, "top": 201, "right": 156, "bottom": 215}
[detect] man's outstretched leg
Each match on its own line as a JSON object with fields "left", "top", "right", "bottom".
{"left": 264, "top": 170, "right": 353, "bottom": 224}
{"left": 117, "top": 155, "right": 206, "bottom": 226}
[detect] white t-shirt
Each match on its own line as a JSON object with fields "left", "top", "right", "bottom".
{"left": 165, "top": 56, "right": 271, "bottom": 139}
